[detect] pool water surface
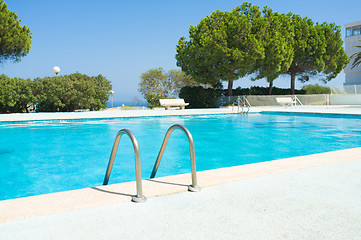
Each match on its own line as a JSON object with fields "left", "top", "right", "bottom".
{"left": 1, "top": 112, "right": 361, "bottom": 200}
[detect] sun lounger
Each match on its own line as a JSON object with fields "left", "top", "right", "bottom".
{"left": 276, "top": 97, "right": 294, "bottom": 107}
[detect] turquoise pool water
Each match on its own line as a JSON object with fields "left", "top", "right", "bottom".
{"left": 1, "top": 112, "right": 361, "bottom": 201}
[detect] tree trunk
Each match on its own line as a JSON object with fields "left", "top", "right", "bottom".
{"left": 268, "top": 81, "right": 273, "bottom": 95}
{"left": 290, "top": 73, "right": 296, "bottom": 95}
{"left": 227, "top": 80, "right": 233, "bottom": 96}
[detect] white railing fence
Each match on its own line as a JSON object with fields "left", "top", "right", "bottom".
{"left": 217, "top": 94, "right": 328, "bottom": 106}
{"left": 217, "top": 94, "right": 361, "bottom": 106}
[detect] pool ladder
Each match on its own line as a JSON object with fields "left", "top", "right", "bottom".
{"left": 235, "top": 96, "right": 251, "bottom": 113}
{"left": 103, "top": 129, "right": 146, "bottom": 203}
{"left": 103, "top": 124, "right": 200, "bottom": 203}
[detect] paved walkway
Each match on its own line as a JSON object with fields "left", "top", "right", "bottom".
{"left": 1, "top": 158, "right": 360, "bottom": 240}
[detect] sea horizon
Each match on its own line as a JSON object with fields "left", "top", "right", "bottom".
{"left": 107, "top": 100, "right": 148, "bottom": 108}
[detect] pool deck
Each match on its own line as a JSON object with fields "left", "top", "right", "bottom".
{"left": 1, "top": 106, "right": 361, "bottom": 239}
{"left": 0, "top": 108, "right": 235, "bottom": 122}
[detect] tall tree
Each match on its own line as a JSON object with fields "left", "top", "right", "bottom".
{"left": 0, "top": 1, "right": 32, "bottom": 65}
{"left": 0, "top": 74, "right": 33, "bottom": 113}
{"left": 177, "top": 3, "right": 349, "bottom": 95}
{"left": 283, "top": 15, "right": 349, "bottom": 94}
{"left": 251, "top": 8, "right": 294, "bottom": 95}
{"left": 139, "top": 68, "right": 167, "bottom": 98}
{"left": 350, "top": 40, "right": 361, "bottom": 69}
{"left": 139, "top": 68, "right": 198, "bottom": 98}
{"left": 176, "top": 3, "right": 264, "bottom": 96}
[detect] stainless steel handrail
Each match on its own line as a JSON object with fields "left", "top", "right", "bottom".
{"left": 103, "top": 129, "right": 146, "bottom": 203}
{"left": 236, "top": 96, "right": 250, "bottom": 113}
{"left": 150, "top": 124, "right": 200, "bottom": 192}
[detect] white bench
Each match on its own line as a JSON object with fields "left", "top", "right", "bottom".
{"left": 276, "top": 97, "right": 295, "bottom": 107}
{"left": 159, "top": 99, "right": 189, "bottom": 110}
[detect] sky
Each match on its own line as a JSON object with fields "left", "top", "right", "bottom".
{"left": 2, "top": 0, "right": 361, "bottom": 105}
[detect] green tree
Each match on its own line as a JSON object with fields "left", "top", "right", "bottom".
{"left": 283, "top": 16, "right": 349, "bottom": 94}
{"left": 33, "top": 76, "right": 66, "bottom": 112}
{"left": 139, "top": 68, "right": 198, "bottom": 99}
{"left": 0, "top": 74, "right": 34, "bottom": 113}
{"left": 33, "top": 73, "right": 111, "bottom": 112}
{"left": 167, "top": 69, "right": 199, "bottom": 95}
{"left": 350, "top": 40, "right": 361, "bottom": 69}
{"left": 92, "top": 74, "right": 113, "bottom": 109}
{"left": 252, "top": 8, "right": 294, "bottom": 95}
{"left": 139, "top": 68, "right": 167, "bottom": 99}
{"left": 0, "top": 1, "right": 32, "bottom": 65}
{"left": 176, "top": 3, "right": 264, "bottom": 96}
{"left": 176, "top": 3, "right": 349, "bottom": 96}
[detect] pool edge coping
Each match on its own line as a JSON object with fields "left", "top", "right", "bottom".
{"left": 1, "top": 146, "right": 361, "bottom": 224}
{"left": 3, "top": 106, "right": 361, "bottom": 123}
{"left": 0, "top": 109, "right": 237, "bottom": 122}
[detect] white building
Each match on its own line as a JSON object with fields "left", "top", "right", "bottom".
{"left": 344, "top": 20, "right": 361, "bottom": 93}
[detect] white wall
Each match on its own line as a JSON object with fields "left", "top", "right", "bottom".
{"left": 344, "top": 21, "right": 361, "bottom": 88}
{"left": 330, "top": 94, "right": 361, "bottom": 105}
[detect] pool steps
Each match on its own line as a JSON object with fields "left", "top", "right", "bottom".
{"left": 103, "top": 124, "right": 200, "bottom": 203}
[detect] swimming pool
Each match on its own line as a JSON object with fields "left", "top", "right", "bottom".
{"left": 1, "top": 112, "right": 361, "bottom": 201}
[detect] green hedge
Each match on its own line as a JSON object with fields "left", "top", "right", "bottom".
{"left": 179, "top": 86, "right": 307, "bottom": 108}
{"left": 179, "top": 86, "right": 222, "bottom": 108}
{"left": 231, "top": 86, "right": 306, "bottom": 95}
{"left": 0, "top": 73, "right": 112, "bottom": 113}
{"left": 301, "top": 84, "right": 330, "bottom": 94}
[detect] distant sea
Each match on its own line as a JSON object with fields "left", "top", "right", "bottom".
{"left": 107, "top": 100, "right": 148, "bottom": 108}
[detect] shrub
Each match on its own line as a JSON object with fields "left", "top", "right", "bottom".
{"left": 0, "top": 73, "right": 112, "bottom": 113}
{"left": 145, "top": 93, "right": 165, "bottom": 108}
{"left": 0, "top": 75, "right": 34, "bottom": 113}
{"left": 33, "top": 73, "right": 112, "bottom": 112}
{"left": 302, "top": 84, "right": 330, "bottom": 94}
{"left": 179, "top": 86, "right": 222, "bottom": 108}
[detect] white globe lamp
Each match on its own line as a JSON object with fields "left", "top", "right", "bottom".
{"left": 53, "top": 66, "right": 60, "bottom": 75}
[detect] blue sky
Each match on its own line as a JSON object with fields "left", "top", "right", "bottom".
{"left": 2, "top": 0, "right": 361, "bottom": 104}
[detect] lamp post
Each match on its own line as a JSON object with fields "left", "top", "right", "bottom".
{"left": 53, "top": 66, "right": 60, "bottom": 76}
{"left": 110, "top": 90, "right": 115, "bottom": 108}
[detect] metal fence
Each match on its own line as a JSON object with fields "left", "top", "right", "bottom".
{"left": 217, "top": 94, "right": 329, "bottom": 107}
{"left": 216, "top": 84, "right": 361, "bottom": 107}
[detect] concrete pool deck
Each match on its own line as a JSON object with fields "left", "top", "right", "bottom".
{"left": 1, "top": 149, "right": 360, "bottom": 239}
{"left": 1, "top": 106, "right": 361, "bottom": 239}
